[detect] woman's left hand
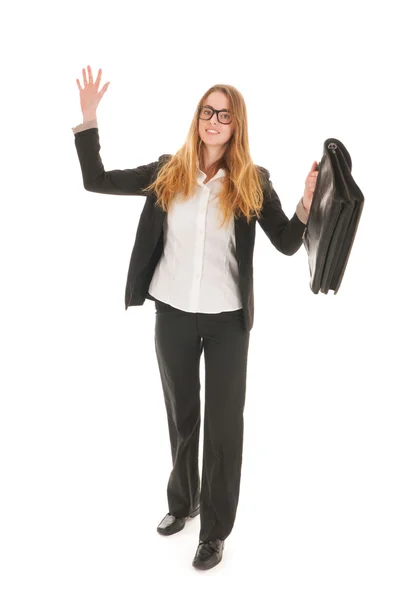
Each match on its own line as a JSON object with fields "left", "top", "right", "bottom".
{"left": 302, "top": 161, "right": 319, "bottom": 212}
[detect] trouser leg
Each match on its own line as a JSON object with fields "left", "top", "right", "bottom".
{"left": 197, "top": 309, "right": 250, "bottom": 542}
{"left": 154, "top": 300, "right": 203, "bottom": 518}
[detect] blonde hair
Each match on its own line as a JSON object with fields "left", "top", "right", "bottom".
{"left": 144, "top": 84, "right": 271, "bottom": 227}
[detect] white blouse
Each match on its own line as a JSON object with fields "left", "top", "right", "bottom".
{"left": 148, "top": 168, "right": 243, "bottom": 313}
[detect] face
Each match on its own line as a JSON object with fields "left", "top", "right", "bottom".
{"left": 198, "top": 91, "right": 234, "bottom": 149}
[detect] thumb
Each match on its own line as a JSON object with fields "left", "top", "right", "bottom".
{"left": 100, "top": 81, "right": 110, "bottom": 98}
{"left": 311, "top": 160, "right": 318, "bottom": 171}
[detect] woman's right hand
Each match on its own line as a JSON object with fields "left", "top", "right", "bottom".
{"left": 76, "top": 65, "right": 110, "bottom": 118}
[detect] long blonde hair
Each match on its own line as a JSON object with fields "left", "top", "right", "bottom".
{"left": 144, "top": 84, "right": 271, "bottom": 227}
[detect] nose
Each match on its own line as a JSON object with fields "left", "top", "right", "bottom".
{"left": 210, "top": 112, "right": 219, "bottom": 126}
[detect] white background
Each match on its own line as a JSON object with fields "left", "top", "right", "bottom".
{"left": 1, "top": 0, "right": 399, "bottom": 598}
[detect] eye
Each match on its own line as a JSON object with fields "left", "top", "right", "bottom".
{"left": 220, "top": 113, "right": 230, "bottom": 121}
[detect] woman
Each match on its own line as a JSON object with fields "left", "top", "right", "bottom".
{"left": 72, "top": 65, "right": 318, "bottom": 571}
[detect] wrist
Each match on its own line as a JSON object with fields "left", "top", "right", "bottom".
{"left": 82, "top": 112, "right": 97, "bottom": 123}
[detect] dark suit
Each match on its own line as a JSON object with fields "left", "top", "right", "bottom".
{"left": 73, "top": 127, "right": 307, "bottom": 332}
{"left": 73, "top": 125, "right": 308, "bottom": 541}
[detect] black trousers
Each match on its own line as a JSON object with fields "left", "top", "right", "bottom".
{"left": 154, "top": 298, "right": 250, "bottom": 542}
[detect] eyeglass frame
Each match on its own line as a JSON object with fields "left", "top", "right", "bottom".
{"left": 198, "top": 105, "right": 233, "bottom": 125}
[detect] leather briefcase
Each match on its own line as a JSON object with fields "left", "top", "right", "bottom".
{"left": 302, "top": 138, "right": 364, "bottom": 294}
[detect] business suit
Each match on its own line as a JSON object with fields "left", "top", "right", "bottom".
{"left": 73, "top": 120, "right": 309, "bottom": 543}
{"left": 73, "top": 123, "right": 309, "bottom": 333}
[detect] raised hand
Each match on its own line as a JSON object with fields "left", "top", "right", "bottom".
{"left": 76, "top": 65, "right": 110, "bottom": 119}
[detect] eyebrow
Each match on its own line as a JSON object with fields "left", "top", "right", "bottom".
{"left": 204, "top": 104, "right": 231, "bottom": 112}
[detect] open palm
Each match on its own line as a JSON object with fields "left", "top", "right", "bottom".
{"left": 76, "top": 65, "right": 110, "bottom": 115}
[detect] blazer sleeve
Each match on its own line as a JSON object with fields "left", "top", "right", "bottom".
{"left": 256, "top": 167, "right": 309, "bottom": 256}
{"left": 72, "top": 120, "right": 162, "bottom": 195}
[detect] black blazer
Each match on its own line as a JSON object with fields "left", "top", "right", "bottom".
{"left": 73, "top": 127, "right": 307, "bottom": 331}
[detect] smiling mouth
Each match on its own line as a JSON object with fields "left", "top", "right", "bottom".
{"left": 206, "top": 129, "right": 220, "bottom": 134}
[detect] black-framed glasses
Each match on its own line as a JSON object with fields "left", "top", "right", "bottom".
{"left": 198, "top": 105, "right": 232, "bottom": 125}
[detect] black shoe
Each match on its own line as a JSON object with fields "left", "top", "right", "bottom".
{"left": 192, "top": 538, "right": 224, "bottom": 570}
{"left": 157, "top": 506, "right": 200, "bottom": 536}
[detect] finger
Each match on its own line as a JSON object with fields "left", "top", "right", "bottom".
{"left": 308, "top": 161, "right": 317, "bottom": 174}
{"left": 95, "top": 67, "right": 102, "bottom": 89}
{"left": 87, "top": 65, "right": 93, "bottom": 84}
{"left": 82, "top": 67, "right": 88, "bottom": 87}
{"left": 99, "top": 81, "right": 110, "bottom": 97}
{"left": 307, "top": 166, "right": 319, "bottom": 183}
{"left": 76, "top": 78, "right": 83, "bottom": 91}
